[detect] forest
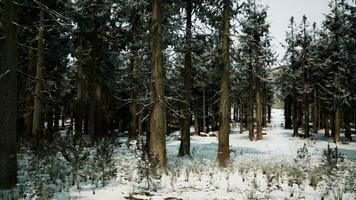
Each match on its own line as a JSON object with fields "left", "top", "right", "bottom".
{"left": 0, "top": 0, "right": 355, "bottom": 199}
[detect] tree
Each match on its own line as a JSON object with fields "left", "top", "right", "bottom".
{"left": 0, "top": 0, "right": 18, "bottom": 189}
{"left": 149, "top": 0, "right": 167, "bottom": 169}
{"left": 278, "top": 17, "right": 301, "bottom": 137}
{"left": 32, "top": 8, "right": 45, "bottom": 137}
{"left": 178, "top": 0, "right": 193, "bottom": 157}
{"left": 217, "top": 0, "right": 231, "bottom": 167}
{"left": 237, "top": 0, "right": 273, "bottom": 141}
{"left": 296, "top": 15, "right": 312, "bottom": 138}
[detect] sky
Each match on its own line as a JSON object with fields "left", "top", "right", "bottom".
{"left": 258, "top": 0, "right": 330, "bottom": 62}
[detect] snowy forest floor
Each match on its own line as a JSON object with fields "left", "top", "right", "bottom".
{"left": 57, "top": 109, "right": 356, "bottom": 200}
{"left": 1, "top": 109, "right": 355, "bottom": 200}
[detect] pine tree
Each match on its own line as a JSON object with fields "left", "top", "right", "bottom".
{"left": 237, "top": 0, "right": 274, "bottom": 141}
{"left": 0, "top": 0, "right": 18, "bottom": 189}
{"left": 217, "top": 0, "right": 231, "bottom": 167}
{"left": 149, "top": 0, "right": 167, "bottom": 169}
{"left": 178, "top": 0, "right": 193, "bottom": 157}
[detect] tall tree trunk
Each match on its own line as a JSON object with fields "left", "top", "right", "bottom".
{"left": 88, "top": 28, "right": 105, "bottom": 139}
{"left": 194, "top": 112, "right": 199, "bottom": 135}
{"left": 312, "top": 91, "right": 318, "bottom": 133}
{"left": 285, "top": 95, "right": 292, "bottom": 129}
{"left": 248, "top": 94, "right": 254, "bottom": 140}
{"left": 24, "top": 47, "right": 34, "bottom": 137}
{"left": 217, "top": 0, "right": 230, "bottom": 167}
{"left": 255, "top": 75, "right": 262, "bottom": 140}
{"left": 149, "top": 0, "right": 167, "bottom": 169}
{"left": 75, "top": 38, "right": 84, "bottom": 136}
{"left": 324, "top": 110, "right": 330, "bottom": 137}
{"left": 178, "top": 0, "right": 193, "bottom": 157}
{"left": 239, "top": 103, "right": 243, "bottom": 133}
{"left": 331, "top": 112, "right": 335, "bottom": 138}
{"left": 95, "top": 77, "right": 104, "bottom": 136}
{"left": 267, "top": 104, "right": 271, "bottom": 123}
{"left": 292, "top": 96, "right": 298, "bottom": 137}
{"left": 32, "top": 8, "right": 44, "bottom": 137}
{"left": 303, "top": 80, "right": 309, "bottom": 138}
{"left": 202, "top": 89, "right": 207, "bottom": 133}
{"left": 129, "top": 16, "right": 140, "bottom": 142}
{"left": 334, "top": 109, "right": 340, "bottom": 144}
{"left": 262, "top": 99, "right": 266, "bottom": 127}
{"left": 0, "top": 0, "right": 18, "bottom": 188}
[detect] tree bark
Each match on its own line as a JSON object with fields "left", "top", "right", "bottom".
{"left": 0, "top": 0, "right": 18, "bottom": 188}
{"left": 129, "top": 15, "right": 140, "bottom": 142}
{"left": 24, "top": 47, "right": 34, "bottom": 137}
{"left": 217, "top": 0, "right": 231, "bottom": 167}
{"left": 255, "top": 72, "right": 262, "bottom": 140}
{"left": 303, "top": 77, "right": 309, "bottom": 138}
{"left": 88, "top": 27, "right": 106, "bottom": 139}
{"left": 32, "top": 8, "right": 45, "bottom": 137}
{"left": 248, "top": 95, "right": 254, "bottom": 140}
{"left": 149, "top": 0, "right": 167, "bottom": 169}
{"left": 178, "top": 0, "right": 193, "bottom": 157}
{"left": 239, "top": 103, "right": 243, "bottom": 133}
{"left": 292, "top": 97, "right": 298, "bottom": 137}
{"left": 74, "top": 37, "right": 84, "bottom": 136}
{"left": 312, "top": 91, "right": 318, "bottom": 133}
{"left": 203, "top": 89, "right": 207, "bottom": 133}
{"left": 262, "top": 99, "right": 266, "bottom": 127}
{"left": 334, "top": 109, "right": 340, "bottom": 144}
{"left": 324, "top": 111, "right": 330, "bottom": 137}
{"left": 267, "top": 104, "right": 271, "bottom": 123}
{"left": 285, "top": 95, "right": 292, "bottom": 129}
{"left": 255, "top": 86, "right": 262, "bottom": 140}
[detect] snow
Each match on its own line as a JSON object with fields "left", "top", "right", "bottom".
{"left": 6, "top": 109, "right": 354, "bottom": 200}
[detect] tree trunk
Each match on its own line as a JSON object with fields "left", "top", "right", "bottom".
{"left": 24, "top": 47, "right": 34, "bottom": 137}
{"left": 312, "top": 91, "right": 318, "bottom": 133}
{"left": 239, "top": 103, "right": 243, "bottom": 134}
{"left": 248, "top": 95, "right": 254, "bottom": 140}
{"left": 32, "top": 8, "right": 45, "bottom": 137}
{"left": 75, "top": 38, "right": 84, "bottom": 136}
{"left": 262, "top": 99, "right": 266, "bottom": 127}
{"left": 344, "top": 111, "right": 352, "bottom": 141}
{"left": 334, "top": 109, "right": 340, "bottom": 144}
{"left": 203, "top": 89, "right": 207, "bottom": 133}
{"left": 149, "top": 0, "right": 167, "bottom": 169}
{"left": 194, "top": 112, "right": 199, "bottom": 135}
{"left": 267, "top": 104, "right": 271, "bottom": 123}
{"left": 256, "top": 86, "right": 262, "bottom": 140}
{"left": 217, "top": 0, "right": 231, "bottom": 167}
{"left": 88, "top": 28, "right": 106, "bottom": 139}
{"left": 292, "top": 97, "right": 298, "bottom": 137}
{"left": 0, "top": 0, "right": 18, "bottom": 188}
{"left": 129, "top": 16, "right": 140, "bottom": 142}
{"left": 46, "top": 104, "right": 54, "bottom": 135}
{"left": 303, "top": 82, "right": 309, "bottom": 138}
{"left": 178, "top": 0, "right": 193, "bottom": 157}
{"left": 331, "top": 112, "right": 335, "bottom": 138}
{"left": 285, "top": 95, "right": 292, "bottom": 129}
{"left": 324, "top": 111, "right": 330, "bottom": 137}
{"left": 298, "top": 102, "right": 303, "bottom": 128}
{"left": 95, "top": 78, "right": 105, "bottom": 136}
{"left": 255, "top": 74, "right": 262, "bottom": 140}
{"left": 129, "top": 13, "right": 140, "bottom": 141}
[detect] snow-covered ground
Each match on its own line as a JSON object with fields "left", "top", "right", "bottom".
{"left": 54, "top": 109, "right": 355, "bottom": 200}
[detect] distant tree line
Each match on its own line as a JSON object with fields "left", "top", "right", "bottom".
{"left": 277, "top": 0, "right": 356, "bottom": 144}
